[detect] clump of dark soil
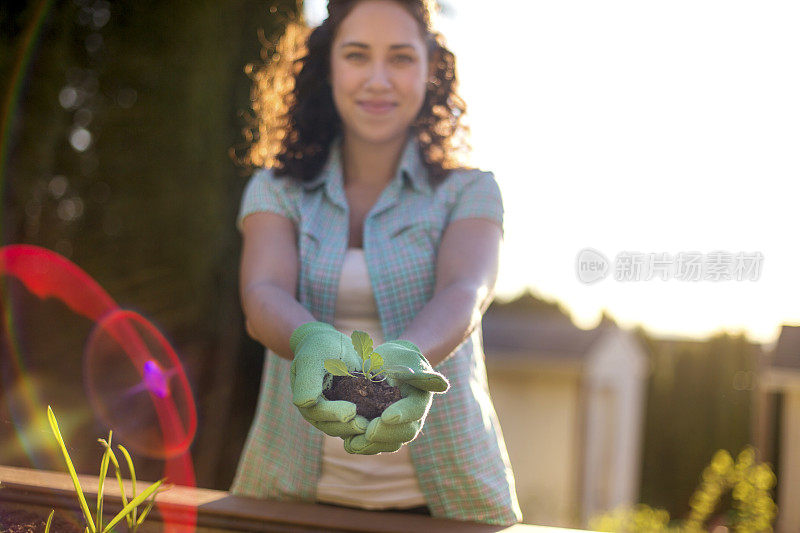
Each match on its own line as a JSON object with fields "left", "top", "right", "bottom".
{"left": 0, "top": 504, "right": 83, "bottom": 533}
{"left": 323, "top": 372, "right": 402, "bottom": 420}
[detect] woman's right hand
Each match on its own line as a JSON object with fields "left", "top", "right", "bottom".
{"left": 289, "top": 322, "right": 370, "bottom": 437}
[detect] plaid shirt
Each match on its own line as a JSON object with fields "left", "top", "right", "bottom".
{"left": 231, "top": 135, "right": 522, "bottom": 526}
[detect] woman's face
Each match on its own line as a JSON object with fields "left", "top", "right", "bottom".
{"left": 330, "top": 0, "right": 430, "bottom": 148}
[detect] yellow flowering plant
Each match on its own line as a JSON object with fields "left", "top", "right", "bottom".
{"left": 589, "top": 446, "right": 777, "bottom": 533}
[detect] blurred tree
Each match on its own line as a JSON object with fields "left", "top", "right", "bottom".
{"left": 636, "top": 329, "right": 760, "bottom": 520}
{"left": 1, "top": 0, "right": 301, "bottom": 489}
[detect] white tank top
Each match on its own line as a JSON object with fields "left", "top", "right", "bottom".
{"left": 315, "top": 248, "right": 427, "bottom": 509}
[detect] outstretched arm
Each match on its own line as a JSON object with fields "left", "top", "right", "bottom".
{"left": 240, "top": 211, "right": 316, "bottom": 360}
{"left": 398, "top": 217, "right": 502, "bottom": 367}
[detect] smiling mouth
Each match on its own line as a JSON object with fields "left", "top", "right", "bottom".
{"left": 358, "top": 102, "right": 397, "bottom": 114}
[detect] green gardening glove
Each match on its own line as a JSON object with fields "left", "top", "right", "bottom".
{"left": 343, "top": 340, "right": 449, "bottom": 455}
{"left": 289, "top": 322, "right": 370, "bottom": 437}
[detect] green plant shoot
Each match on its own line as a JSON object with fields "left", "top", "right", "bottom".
{"left": 47, "top": 406, "right": 97, "bottom": 532}
{"left": 46, "top": 406, "right": 169, "bottom": 533}
{"left": 44, "top": 509, "right": 54, "bottom": 533}
{"left": 323, "top": 330, "right": 416, "bottom": 382}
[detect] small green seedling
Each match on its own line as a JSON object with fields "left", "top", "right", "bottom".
{"left": 46, "top": 406, "right": 170, "bottom": 533}
{"left": 323, "top": 330, "right": 416, "bottom": 383}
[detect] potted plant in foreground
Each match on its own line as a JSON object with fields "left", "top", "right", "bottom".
{"left": 0, "top": 407, "right": 168, "bottom": 533}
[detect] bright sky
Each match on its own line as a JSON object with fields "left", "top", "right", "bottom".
{"left": 304, "top": 1, "right": 800, "bottom": 345}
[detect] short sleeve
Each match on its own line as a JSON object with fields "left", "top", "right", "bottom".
{"left": 449, "top": 170, "right": 505, "bottom": 238}
{"left": 236, "top": 168, "right": 300, "bottom": 232}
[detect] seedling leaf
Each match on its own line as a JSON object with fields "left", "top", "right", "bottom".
{"left": 369, "top": 352, "right": 384, "bottom": 374}
{"left": 351, "top": 330, "right": 373, "bottom": 361}
{"left": 324, "top": 358, "right": 352, "bottom": 376}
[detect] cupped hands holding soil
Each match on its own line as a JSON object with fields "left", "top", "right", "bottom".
{"left": 321, "top": 330, "right": 405, "bottom": 420}
{"left": 323, "top": 371, "right": 402, "bottom": 420}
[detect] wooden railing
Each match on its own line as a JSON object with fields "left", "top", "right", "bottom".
{"left": 0, "top": 465, "right": 593, "bottom": 532}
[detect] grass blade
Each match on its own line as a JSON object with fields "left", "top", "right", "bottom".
{"left": 118, "top": 445, "right": 137, "bottom": 495}
{"left": 44, "top": 509, "right": 54, "bottom": 533}
{"left": 97, "top": 439, "right": 132, "bottom": 529}
{"left": 118, "top": 444, "right": 138, "bottom": 525}
{"left": 96, "top": 432, "right": 112, "bottom": 531}
{"left": 47, "top": 406, "right": 96, "bottom": 533}
{"left": 135, "top": 485, "right": 170, "bottom": 526}
{"left": 102, "top": 479, "right": 164, "bottom": 533}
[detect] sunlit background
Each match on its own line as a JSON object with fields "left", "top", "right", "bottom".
{"left": 308, "top": 0, "right": 800, "bottom": 344}
{"left": 1, "top": 1, "right": 797, "bottom": 530}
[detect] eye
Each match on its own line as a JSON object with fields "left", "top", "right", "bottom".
{"left": 345, "top": 51, "right": 367, "bottom": 61}
{"left": 391, "top": 54, "right": 415, "bottom": 64}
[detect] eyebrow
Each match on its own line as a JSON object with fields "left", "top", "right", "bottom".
{"left": 339, "top": 42, "right": 416, "bottom": 51}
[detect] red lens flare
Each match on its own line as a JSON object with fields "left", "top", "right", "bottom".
{"left": 1, "top": 245, "right": 198, "bottom": 531}
{"left": 0, "top": 244, "right": 116, "bottom": 319}
{"left": 84, "top": 309, "right": 197, "bottom": 460}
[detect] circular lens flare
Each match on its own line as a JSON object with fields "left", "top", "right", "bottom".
{"left": 1, "top": 245, "right": 198, "bottom": 530}
{"left": 143, "top": 360, "right": 171, "bottom": 399}
{"left": 85, "top": 309, "right": 196, "bottom": 459}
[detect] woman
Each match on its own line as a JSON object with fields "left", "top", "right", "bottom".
{"left": 231, "top": 0, "right": 522, "bottom": 525}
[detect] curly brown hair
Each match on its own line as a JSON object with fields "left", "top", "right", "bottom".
{"left": 239, "top": 0, "right": 470, "bottom": 188}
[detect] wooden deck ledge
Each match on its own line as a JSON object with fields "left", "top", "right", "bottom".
{"left": 0, "top": 465, "right": 591, "bottom": 532}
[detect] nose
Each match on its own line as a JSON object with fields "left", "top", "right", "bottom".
{"left": 365, "top": 62, "right": 391, "bottom": 90}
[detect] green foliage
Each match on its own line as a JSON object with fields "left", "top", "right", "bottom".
{"left": 639, "top": 330, "right": 758, "bottom": 517}
{"left": 590, "top": 504, "right": 672, "bottom": 532}
{"left": 324, "top": 330, "right": 388, "bottom": 382}
{"left": 351, "top": 331, "right": 374, "bottom": 361}
{"left": 324, "top": 330, "right": 419, "bottom": 384}
{"left": 589, "top": 446, "right": 777, "bottom": 532}
{"left": 323, "top": 358, "right": 352, "bottom": 377}
{"left": 46, "top": 406, "right": 169, "bottom": 533}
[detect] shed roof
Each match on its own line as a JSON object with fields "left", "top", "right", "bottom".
{"left": 769, "top": 324, "right": 800, "bottom": 370}
{"left": 482, "top": 290, "right": 611, "bottom": 360}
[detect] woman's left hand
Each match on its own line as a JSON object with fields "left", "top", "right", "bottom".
{"left": 290, "top": 322, "right": 370, "bottom": 438}
{"left": 343, "top": 340, "right": 449, "bottom": 454}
